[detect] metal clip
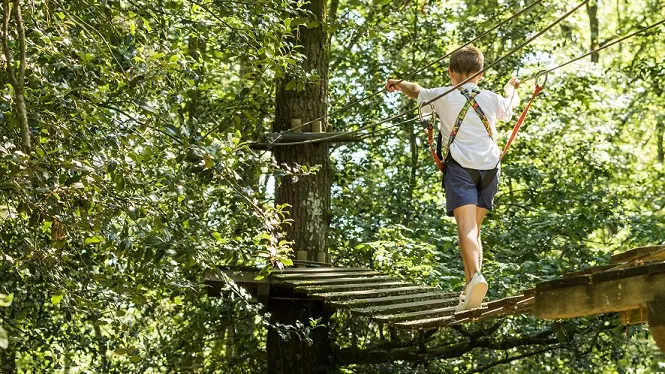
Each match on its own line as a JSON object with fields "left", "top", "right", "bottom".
{"left": 418, "top": 102, "right": 436, "bottom": 129}
{"left": 534, "top": 70, "right": 549, "bottom": 90}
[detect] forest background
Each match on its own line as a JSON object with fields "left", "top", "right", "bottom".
{"left": 1, "top": 0, "right": 665, "bottom": 372}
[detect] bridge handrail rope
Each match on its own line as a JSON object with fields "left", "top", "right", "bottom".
{"left": 342, "top": 17, "right": 665, "bottom": 146}
{"left": 420, "top": 0, "right": 589, "bottom": 107}
{"left": 271, "top": 16, "right": 665, "bottom": 147}
{"left": 267, "top": 0, "right": 590, "bottom": 147}
{"left": 281, "top": 0, "right": 546, "bottom": 135}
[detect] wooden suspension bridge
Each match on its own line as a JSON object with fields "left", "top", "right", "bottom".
{"left": 209, "top": 244, "right": 665, "bottom": 353}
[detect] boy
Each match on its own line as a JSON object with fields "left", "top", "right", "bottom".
{"left": 386, "top": 45, "right": 520, "bottom": 311}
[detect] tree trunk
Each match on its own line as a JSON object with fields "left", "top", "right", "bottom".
{"left": 586, "top": 0, "right": 599, "bottom": 63}
{"left": 267, "top": 292, "right": 334, "bottom": 374}
{"left": 269, "top": 0, "right": 334, "bottom": 373}
{"left": 273, "top": 0, "right": 331, "bottom": 261}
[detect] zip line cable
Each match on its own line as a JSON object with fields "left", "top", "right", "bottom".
{"left": 268, "top": 0, "right": 589, "bottom": 147}
{"left": 359, "top": 117, "right": 420, "bottom": 140}
{"left": 521, "top": 17, "right": 665, "bottom": 83}
{"left": 284, "top": 0, "right": 545, "bottom": 133}
{"left": 421, "top": 0, "right": 589, "bottom": 107}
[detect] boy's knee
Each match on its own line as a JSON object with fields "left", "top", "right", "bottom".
{"left": 457, "top": 221, "right": 479, "bottom": 238}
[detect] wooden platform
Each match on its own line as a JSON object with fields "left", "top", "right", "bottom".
{"left": 266, "top": 267, "right": 535, "bottom": 330}
{"left": 210, "top": 245, "right": 665, "bottom": 346}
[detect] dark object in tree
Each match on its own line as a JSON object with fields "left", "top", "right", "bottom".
{"left": 586, "top": 0, "right": 599, "bottom": 63}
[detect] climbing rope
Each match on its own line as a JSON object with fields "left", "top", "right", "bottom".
{"left": 269, "top": 0, "right": 589, "bottom": 147}
{"left": 421, "top": 0, "right": 589, "bottom": 107}
{"left": 270, "top": 0, "right": 545, "bottom": 140}
{"left": 269, "top": 15, "right": 665, "bottom": 148}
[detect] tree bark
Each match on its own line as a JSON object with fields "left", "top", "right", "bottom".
{"left": 586, "top": 0, "right": 599, "bottom": 63}
{"left": 269, "top": 0, "right": 334, "bottom": 372}
{"left": 273, "top": 0, "right": 331, "bottom": 260}
{"left": 267, "top": 293, "right": 334, "bottom": 374}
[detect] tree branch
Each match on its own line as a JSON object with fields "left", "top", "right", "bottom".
{"left": 2, "top": 0, "right": 16, "bottom": 86}
{"left": 12, "top": 0, "right": 23, "bottom": 86}
{"left": 473, "top": 344, "right": 562, "bottom": 373}
{"left": 334, "top": 327, "right": 559, "bottom": 365}
{"left": 2, "top": 0, "right": 30, "bottom": 153}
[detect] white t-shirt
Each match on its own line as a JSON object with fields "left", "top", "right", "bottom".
{"left": 417, "top": 82, "right": 519, "bottom": 170}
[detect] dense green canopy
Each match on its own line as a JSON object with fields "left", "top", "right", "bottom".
{"left": 0, "top": 0, "right": 664, "bottom": 372}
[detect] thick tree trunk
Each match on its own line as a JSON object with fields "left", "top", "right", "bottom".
{"left": 267, "top": 293, "right": 334, "bottom": 374}
{"left": 586, "top": 0, "right": 599, "bottom": 63}
{"left": 273, "top": 0, "right": 331, "bottom": 260}
{"left": 269, "top": 1, "right": 334, "bottom": 373}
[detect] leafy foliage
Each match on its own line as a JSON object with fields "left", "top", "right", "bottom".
{"left": 0, "top": 0, "right": 664, "bottom": 372}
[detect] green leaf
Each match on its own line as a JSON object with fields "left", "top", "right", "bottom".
{"left": 85, "top": 236, "right": 104, "bottom": 245}
{"left": 142, "top": 17, "right": 152, "bottom": 31}
{"left": 169, "top": 54, "right": 179, "bottom": 63}
{"left": 0, "top": 293, "right": 13, "bottom": 307}
{"left": 51, "top": 291, "right": 64, "bottom": 305}
{"left": 285, "top": 80, "right": 297, "bottom": 91}
{"left": 0, "top": 326, "right": 7, "bottom": 349}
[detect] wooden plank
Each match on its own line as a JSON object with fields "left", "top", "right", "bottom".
{"left": 311, "top": 286, "right": 434, "bottom": 301}
{"left": 295, "top": 281, "right": 408, "bottom": 293}
{"left": 273, "top": 271, "right": 381, "bottom": 281}
{"left": 593, "top": 261, "right": 665, "bottom": 282}
{"left": 350, "top": 297, "right": 460, "bottom": 316}
{"left": 564, "top": 264, "right": 616, "bottom": 278}
{"left": 276, "top": 267, "right": 369, "bottom": 273}
{"left": 372, "top": 305, "right": 458, "bottom": 323}
{"left": 648, "top": 294, "right": 665, "bottom": 353}
{"left": 621, "top": 306, "right": 647, "bottom": 325}
{"left": 395, "top": 315, "right": 455, "bottom": 329}
{"left": 610, "top": 245, "right": 665, "bottom": 264}
{"left": 537, "top": 275, "right": 592, "bottom": 292}
{"left": 292, "top": 259, "right": 332, "bottom": 267}
{"left": 451, "top": 306, "right": 489, "bottom": 324}
{"left": 536, "top": 269, "right": 665, "bottom": 319}
{"left": 451, "top": 295, "right": 535, "bottom": 322}
{"left": 538, "top": 262, "right": 665, "bottom": 292}
{"left": 289, "top": 276, "right": 396, "bottom": 286}
{"left": 331, "top": 292, "right": 458, "bottom": 309}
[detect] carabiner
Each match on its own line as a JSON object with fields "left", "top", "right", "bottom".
{"left": 418, "top": 102, "right": 436, "bottom": 129}
{"left": 534, "top": 70, "right": 549, "bottom": 90}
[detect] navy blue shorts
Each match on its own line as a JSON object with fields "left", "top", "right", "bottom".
{"left": 443, "top": 160, "right": 500, "bottom": 217}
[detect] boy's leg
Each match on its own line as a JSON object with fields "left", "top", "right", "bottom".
{"left": 453, "top": 204, "right": 481, "bottom": 284}
{"left": 475, "top": 207, "right": 487, "bottom": 271}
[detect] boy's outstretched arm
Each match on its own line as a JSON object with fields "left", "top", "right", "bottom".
{"left": 385, "top": 79, "right": 423, "bottom": 99}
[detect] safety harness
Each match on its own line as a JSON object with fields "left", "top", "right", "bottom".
{"left": 420, "top": 74, "right": 547, "bottom": 190}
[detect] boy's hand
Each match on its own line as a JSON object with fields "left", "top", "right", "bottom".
{"left": 385, "top": 79, "right": 403, "bottom": 93}
{"left": 508, "top": 77, "right": 520, "bottom": 89}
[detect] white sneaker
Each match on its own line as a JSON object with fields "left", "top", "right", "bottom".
{"left": 460, "top": 272, "right": 488, "bottom": 311}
